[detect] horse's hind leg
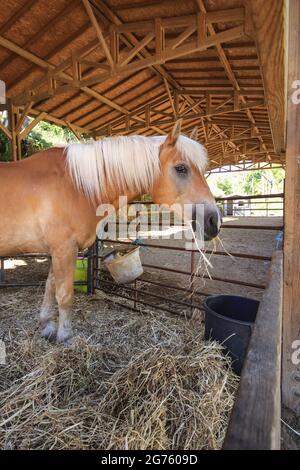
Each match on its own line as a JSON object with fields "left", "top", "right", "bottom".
{"left": 52, "top": 243, "right": 78, "bottom": 343}
{"left": 40, "top": 264, "right": 57, "bottom": 341}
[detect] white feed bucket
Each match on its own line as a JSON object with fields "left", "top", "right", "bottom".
{"left": 104, "top": 247, "right": 143, "bottom": 284}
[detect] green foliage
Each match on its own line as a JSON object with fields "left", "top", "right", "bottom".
{"left": 0, "top": 132, "right": 10, "bottom": 161}
{"left": 271, "top": 167, "right": 285, "bottom": 188}
{"left": 216, "top": 177, "right": 233, "bottom": 195}
{"left": 0, "top": 119, "right": 80, "bottom": 160}
{"left": 23, "top": 129, "right": 52, "bottom": 157}
{"left": 243, "top": 171, "right": 262, "bottom": 195}
{"left": 207, "top": 166, "right": 285, "bottom": 197}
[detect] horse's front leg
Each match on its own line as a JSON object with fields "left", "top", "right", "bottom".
{"left": 40, "top": 264, "right": 57, "bottom": 341}
{"left": 52, "top": 243, "right": 78, "bottom": 343}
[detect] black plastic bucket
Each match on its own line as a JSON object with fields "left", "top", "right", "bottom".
{"left": 204, "top": 295, "right": 259, "bottom": 375}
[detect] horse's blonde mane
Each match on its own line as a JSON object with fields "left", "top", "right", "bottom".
{"left": 66, "top": 135, "right": 208, "bottom": 201}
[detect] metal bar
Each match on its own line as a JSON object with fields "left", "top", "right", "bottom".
{"left": 190, "top": 240, "right": 196, "bottom": 315}
{"left": 106, "top": 221, "right": 283, "bottom": 229}
{"left": 97, "top": 277, "right": 203, "bottom": 310}
{"left": 94, "top": 265, "right": 265, "bottom": 290}
{"left": 0, "top": 281, "right": 88, "bottom": 289}
{"left": 221, "top": 225, "right": 282, "bottom": 230}
{"left": 95, "top": 291, "right": 197, "bottom": 318}
{"left": 87, "top": 247, "right": 95, "bottom": 295}
{"left": 137, "top": 276, "right": 208, "bottom": 296}
{"left": 216, "top": 193, "right": 284, "bottom": 201}
{"left": 131, "top": 194, "right": 284, "bottom": 204}
{"left": 95, "top": 280, "right": 203, "bottom": 316}
{"left": 0, "top": 257, "right": 5, "bottom": 284}
{"left": 98, "top": 239, "right": 272, "bottom": 260}
{"left": 141, "top": 263, "right": 266, "bottom": 289}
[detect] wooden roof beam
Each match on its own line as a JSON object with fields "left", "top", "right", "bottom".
{"left": 19, "top": 112, "right": 47, "bottom": 140}
{"left": 248, "top": 0, "right": 286, "bottom": 154}
{"left": 94, "top": 99, "right": 265, "bottom": 137}
{"left": 20, "top": 107, "right": 91, "bottom": 137}
{"left": 196, "top": 0, "right": 271, "bottom": 158}
{"left": 0, "top": 35, "right": 147, "bottom": 128}
{"left": 92, "top": 0, "right": 242, "bottom": 149}
{"left": 82, "top": 0, "right": 114, "bottom": 69}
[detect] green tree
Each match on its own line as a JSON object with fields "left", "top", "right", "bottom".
{"left": 270, "top": 168, "right": 285, "bottom": 192}
{"left": 0, "top": 132, "right": 10, "bottom": 161}
{"left": 1, "top": 120, "right": 81, "bottom": 160}
{"left": 216, "top": 177, "right": 233, "bottom": 195}
{"left": 243, "top": 171, "right": 262, "bottom": 195}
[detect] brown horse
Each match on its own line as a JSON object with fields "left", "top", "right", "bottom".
{"left": 0, "top": 121, "right": 220, "bottom": 343}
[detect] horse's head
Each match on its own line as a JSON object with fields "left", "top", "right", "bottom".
{"left": 151, "top": 121, "right": 221, "bottom": 241}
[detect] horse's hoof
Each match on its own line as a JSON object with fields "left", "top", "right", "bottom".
{"left": 57, "top": 328, "right": 73, "bottom": 344}
{"left": 41, "top": 323, "right": 57, "bottom": 342}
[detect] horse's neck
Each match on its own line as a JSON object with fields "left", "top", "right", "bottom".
{"left": 97, "top": 188, "right": 140, "bottom": 209}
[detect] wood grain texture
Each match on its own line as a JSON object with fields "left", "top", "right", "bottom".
{"left": 224, "top": 251, "right": 283, "bottom": 449}
{"left": 282, "top": 0, "right": 300, "bottom": 415}
{"left": 249, "top": 0, "right": 286, "bottom": 154}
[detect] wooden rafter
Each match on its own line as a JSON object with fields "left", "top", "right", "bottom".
{"left": 82, "top": 0, "right": 114, "bottom": 69}
{"left": 15, "top": 101, "right": 33, "bottom": 134}
{"left": 196, "top": 0, "right": 270, "bottom": 160}
{"left": 9, "top": 8, "right": 245, "bottom": 103}
{"left": 19, "top": 112, "right": 47, "bottom": 140}
{"left": 0, "top": 35, "right": 161, "bottom": 135}
{"left": 0, "top": 0, "right": 282, "bottom": 168}
{"left": 95, "top": 96, "right": 265, "bottom": 136}
{"left": 91, "top": 0, "right": 246, "bottom": 153}
{"left": 249, "top": 0, "right": 285, "bottom": 154}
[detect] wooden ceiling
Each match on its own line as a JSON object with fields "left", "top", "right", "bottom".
{"left": 0, "top": 0, "right": 286, "bottom": 170}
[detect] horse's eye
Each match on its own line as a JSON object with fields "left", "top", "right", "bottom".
{"left": 175, "top": 164, "right": 188, "bottom": 175}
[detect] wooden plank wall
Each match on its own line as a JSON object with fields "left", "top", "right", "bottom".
{"left": 224, "top": 251, "right": 283, "bottom": 450}
{"left": 282, "top": 0, "right": 300, "bottom": 414}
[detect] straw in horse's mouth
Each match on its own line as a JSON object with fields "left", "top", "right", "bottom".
{"left": 186, "top": 224, "right": 236, "bottom": 300}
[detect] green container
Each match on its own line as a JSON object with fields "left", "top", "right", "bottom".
{"left": 74, "top": 258, "right": 88, "bottom": 293}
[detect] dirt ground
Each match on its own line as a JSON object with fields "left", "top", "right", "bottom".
{"left": 100, "top": 216, "right": 283, "bottom": 312}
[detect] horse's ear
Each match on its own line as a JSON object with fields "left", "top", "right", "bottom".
{"left": 165, "top": 119, "right": 182, "bottom": 146}
{"left": 190, "top": 127, "right": 198, "bottom": 141}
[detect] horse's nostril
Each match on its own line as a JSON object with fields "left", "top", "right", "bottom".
{"left": 209, "top": 214, "right": 215, "bottom": 227}
{"left": 205, "top": 212, "right": 219, "bottom": 238}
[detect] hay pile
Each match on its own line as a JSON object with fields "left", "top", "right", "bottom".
{"left": 0, "top": 288, "right": 238, "bottom": 450}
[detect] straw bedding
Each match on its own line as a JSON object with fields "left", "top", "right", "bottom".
{"left": 0, "top": 287, "right": 238, "bottom": 450}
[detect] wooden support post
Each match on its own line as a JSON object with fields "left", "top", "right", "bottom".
{"left": 174, "top": 90, "right": 179, "bottom": 118}
{"left": 163, "top": 78, "right": 175, "bottom": 116}
{"left": 197, "top": 12, "right": 206, "bottom": 47}
{"left": 145, "top": 105, "right": 150, "bottom": 128}
{"left": 206, "top": 92, "right": 211, "bottom": 115}
{"left": 155, "top": 18, "right": 164, "bottom": 61}
{"left": 282, "top": 0, "right": 300, "bottom": 415}
{"left": 7, "top": 99, "right": 19, "bottom": 161}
